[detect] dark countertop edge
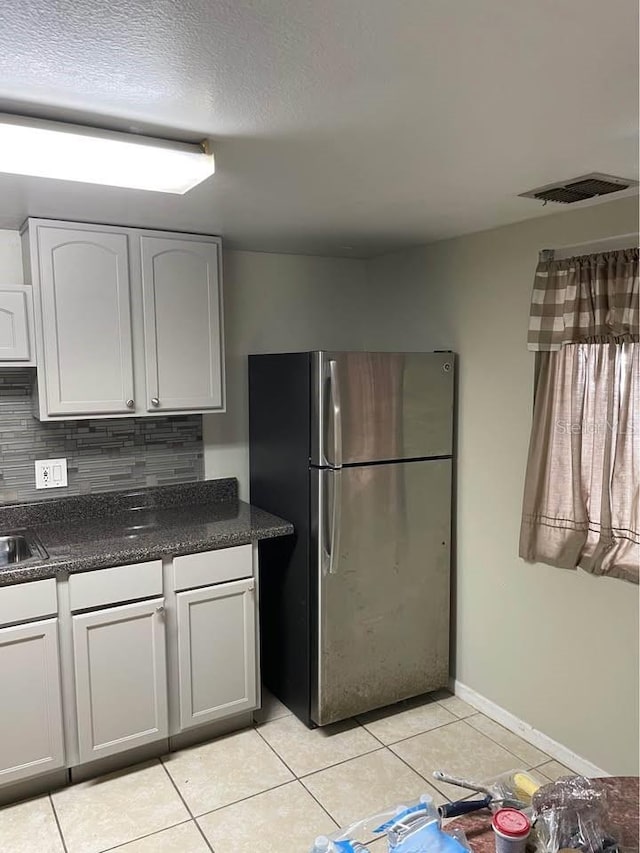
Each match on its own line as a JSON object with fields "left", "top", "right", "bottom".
{"left": 0, "top": 520, "right": 294, "bottom": 587}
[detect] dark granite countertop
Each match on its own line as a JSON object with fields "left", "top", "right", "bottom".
{"left": 0, "top": 479, "right": 294, "bottom": 586}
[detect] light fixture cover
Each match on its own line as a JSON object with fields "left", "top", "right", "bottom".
{"left": 0, "top": 114, "right": 215, "bottom": 193}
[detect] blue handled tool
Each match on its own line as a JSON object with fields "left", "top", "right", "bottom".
{"left": 438, "top": 795, "right": 493, "bottom": 819}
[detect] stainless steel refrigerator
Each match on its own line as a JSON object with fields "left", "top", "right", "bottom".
{"left": 249, "top": 351, "right": 454, "bottom": 727}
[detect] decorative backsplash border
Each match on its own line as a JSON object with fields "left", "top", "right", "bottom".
{"left": 0, "top": 369, "right": 204, "bottom": 504}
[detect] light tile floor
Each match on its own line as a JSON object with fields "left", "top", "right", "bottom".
{"left": 0, "top": 690, "right": 575, "bottom": 853}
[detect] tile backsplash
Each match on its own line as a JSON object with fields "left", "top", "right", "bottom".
{"left": 0, "top": 369, "right": 204, "bottom": 504}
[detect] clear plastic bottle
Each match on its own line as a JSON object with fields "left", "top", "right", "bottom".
{"left": 310, "top": 838, "right": 333, "bottom": 853}
{"left": 309, "top": 838, "right": 371, "bottom": 853}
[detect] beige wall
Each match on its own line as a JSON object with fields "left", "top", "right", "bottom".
{"left": 364, "top": 196, "right": 640, "bottom": 774}
{"left": 203, "top": 250, "right": 367, "bottom": 497}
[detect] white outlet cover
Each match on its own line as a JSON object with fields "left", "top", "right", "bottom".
{"left": 35, "top": 458, "right": 68, "bottom": 489}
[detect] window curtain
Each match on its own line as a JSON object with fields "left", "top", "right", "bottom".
{"left": 528, "top": 248, "right": 639, "bottom": 351}
{"left": 520, "top": 249, "right": 639, "bottom": 584}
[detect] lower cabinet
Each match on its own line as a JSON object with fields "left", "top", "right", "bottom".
{"left": 0, "top": 618, "right": 65, "bottom": 785}
{"left": 176, "top": 578, "right": 257, "bottom": 730}
{"left": 0, "top": 545, "right": 260, "bottom": 797}
{"left": 72, "top": 598, "right": 168, "bottom": 764}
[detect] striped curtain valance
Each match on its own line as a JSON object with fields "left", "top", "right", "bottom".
{"left": 527, "top": 247, "right": 639, "bottom": 351}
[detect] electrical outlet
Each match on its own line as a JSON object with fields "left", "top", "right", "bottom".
{"left": 35, "top": 458, "right": 68, "bottom": 489}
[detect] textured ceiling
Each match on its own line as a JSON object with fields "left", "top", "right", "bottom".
{"left": 0, "top": 0, "right": 638, "bottom": 257}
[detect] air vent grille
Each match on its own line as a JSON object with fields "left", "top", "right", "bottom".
{"left": 534, "top": 186, "right": 591, "bottom": 204}
{"left": 520, "top": 173, "right": 637, "bottom": 204}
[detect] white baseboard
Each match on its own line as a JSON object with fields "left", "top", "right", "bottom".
{"left": 450, "top": 679, "right": 609, "bottom": 778}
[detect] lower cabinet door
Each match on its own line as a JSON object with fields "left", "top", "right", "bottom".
{"left": 0, "top": 618, "right": 65, "bottom": 785}
{"left": 73, "top": 598, "right": 168, "bottom": 764}
{"left": 176, "top": 579, "right": 257, "bottom": 731}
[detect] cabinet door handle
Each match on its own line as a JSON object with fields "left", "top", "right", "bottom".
{"left": 126, "top": 399, "right": 135, "bottom": 408}
{"left": 151, "top": 398, "right": 160, "bottom": 407}
{"left": 156, "top": 605, "right": 165, "bottom": 614}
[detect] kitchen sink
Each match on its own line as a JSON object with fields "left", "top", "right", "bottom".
{"left": 0, "top": 530, "right": 48, "bottom": 567}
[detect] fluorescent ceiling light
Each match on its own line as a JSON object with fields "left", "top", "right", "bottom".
{"left": 0, "top": 114, "right": 215, "bottom": 194}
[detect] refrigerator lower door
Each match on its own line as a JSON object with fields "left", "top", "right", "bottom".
{"left": 311, "top": 459, "right": 452, "bottom": 726}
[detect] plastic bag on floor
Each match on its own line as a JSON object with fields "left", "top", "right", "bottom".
{"left": 532, "top": 776, "right": 618, "bottom": 853}
{"left": 308, "top": 795, "right": 471, "bottom": 853}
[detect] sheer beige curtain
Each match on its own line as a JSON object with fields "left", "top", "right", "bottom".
{"left": 520, "top": 249, "right": 639, "bottom": 584}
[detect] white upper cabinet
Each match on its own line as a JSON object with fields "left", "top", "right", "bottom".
{"left": 35, "top": 226, "right": 135, "bottom": 416}
{"left": 141, "top": 236, "right": 223, "bottom": 412}
{"left": 22, "top": 219, "right": 224, "bottom": 420}
{"left": 0, "top": 285, "right": 35, "bottom": 365}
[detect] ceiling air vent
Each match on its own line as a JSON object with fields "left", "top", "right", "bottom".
{"left": 519, "top": 173, "right": 638, "bottom": 204}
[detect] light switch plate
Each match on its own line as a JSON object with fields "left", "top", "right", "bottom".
{"left": 35, "top": 458, "right": 68, "bottom": 489}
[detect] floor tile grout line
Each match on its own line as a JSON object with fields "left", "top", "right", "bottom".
{"left": 295, "top": 745, "right": 388, "bottom": 781}
{"left": 357, "top": 714, "right": 469, "bottom": 750}
{"left": 254, "top": 697, "right": 527, "bottom": 793}
{"left": 289, "top": 725, "right": 454, "bottom": 807}
{"left": 464, "top": 713, "right": 553, "bottom": 766}
{"left": 47, "top": 793, "right": 69, "bottom": 853}
{"left": 254, "top": 719, "right": 385, "bottom": 781}
{"left": 372, "top": 737, "right": 457, "bottom": 802}
{"left": 444, "top": 701, "right": 562, "bottom": 769}
{"left": 96, "top": 818, "right": 195, "bottom": 853}
{"left": 193, "top": 779, "right": 294, "bottom": 821}
{"left": 359, "top": 706, "right": 550, "bottom": 774}
{"left": 193, "top": 817, "right": 218, "bottom": 853}
{"left": 455, "top": 717, "right": 550, "bottom": 771}
{"left": 49, "top": 759, "right": 202, "bottom": 853}
{"left": 297, "top": 775, "right": 344, "bottom": 830}
{"left": 253, "top": 724, "right": 345, "bottom": 827}
{"left": 363, "top": 715, "right": 530, "bottom": 801}
{"left": 533, "top": 758, "right": 564, "bottom": 770}
{"left": 252, "top": 724, "right": 300, "bottom": 778}
{"left": 158, "top": 756, "right": 200, "bottom": 823}
{"left": 157, "top": 754, "right": 218, "bottom": 851}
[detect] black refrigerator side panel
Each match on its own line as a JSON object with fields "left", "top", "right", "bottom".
{"left": 249, "top": 353, "right": 312, "bottom": 724}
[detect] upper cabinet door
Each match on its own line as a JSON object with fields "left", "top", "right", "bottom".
{"left": 140, "top": 236, "right": 224, "bottom": 412}
{"left": 0, "top": 286, "right": 32, "bottom": 363}
{"left": 36, "top": 227, "right": 135, "bottom": 416}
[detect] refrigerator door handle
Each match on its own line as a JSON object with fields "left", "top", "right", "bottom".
{"left": 319, "top": 469, "right": 342, "bottom": 576}
{"left": 328, "top": 469, "right": 342, "bottom": 575}
{"left": 328, "top": 359, "right": 343, "bottom": 468}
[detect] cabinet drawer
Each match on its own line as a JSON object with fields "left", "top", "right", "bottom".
{"left": 69, "top": 561, "right": 163, "bottom": 611}
{"left": 0, "top": 578, "right": 57, "bottom": 626}
{"left": 173, "top": 545, "right": 252, "bottom": 592}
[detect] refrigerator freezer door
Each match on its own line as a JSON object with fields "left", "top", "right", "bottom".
{"left": 311, "top": 458, "right": 451, "bottom": 726}
{"left": 311, "top": 351, "right": 454, "bottom": 467}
